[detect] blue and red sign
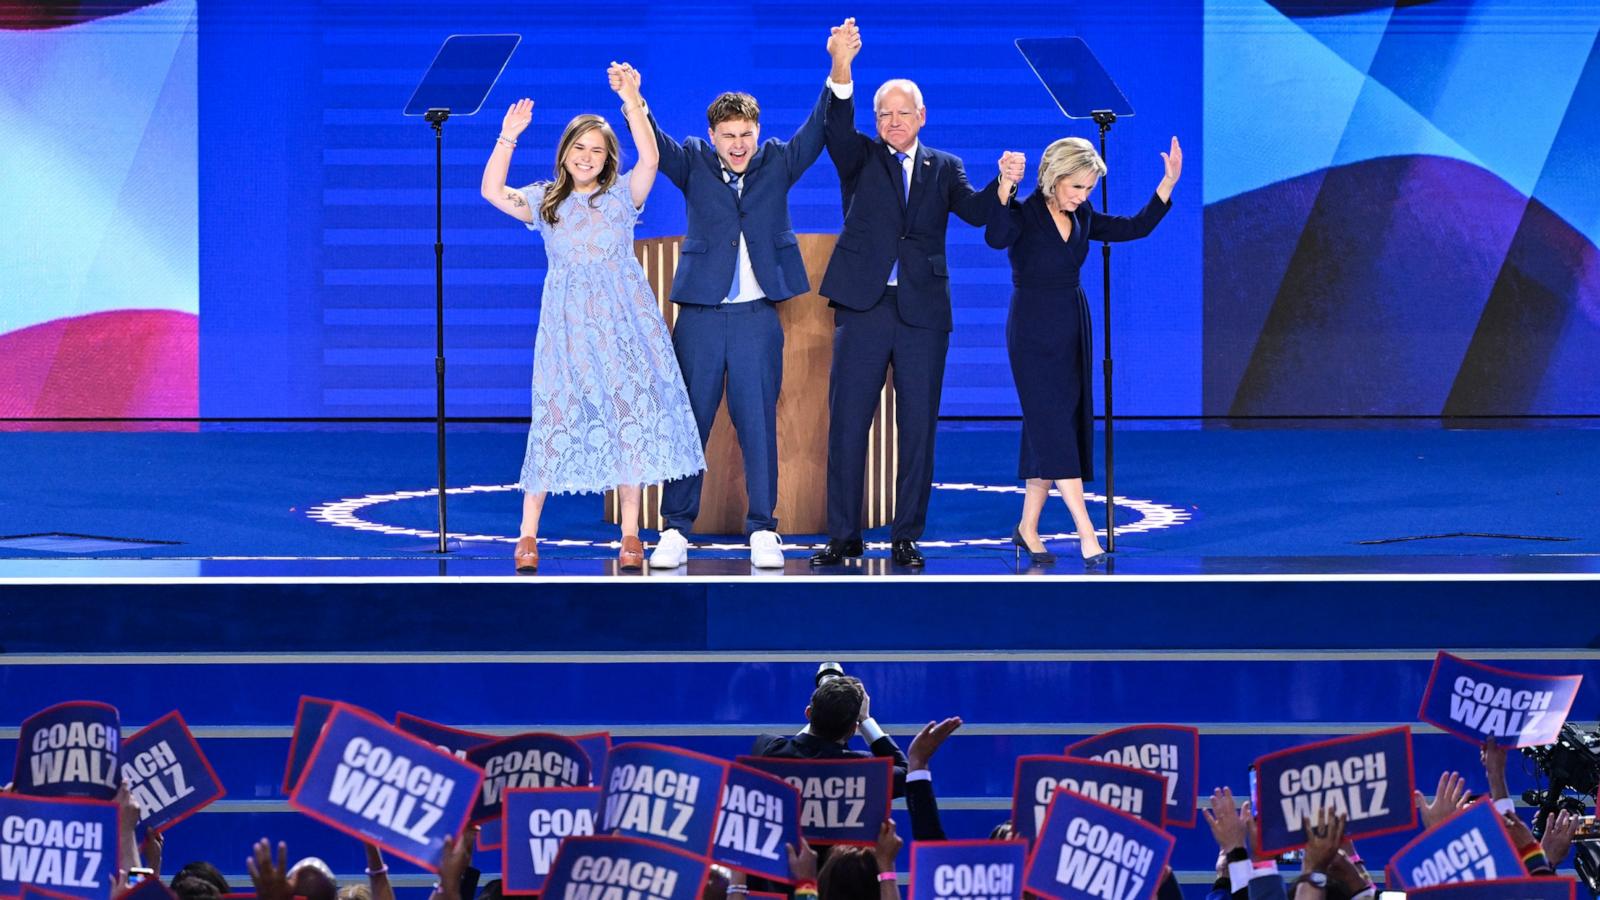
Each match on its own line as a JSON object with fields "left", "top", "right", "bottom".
{"left": 12, "top": 702, "right": 121, "bottom": 800}
{"left": 282, "top": 696, "right": 338, "bottom": 795}
{"left": 501, "top": 787, "right": 601, "bottom": 895}
{"left": 392, "top": 713, "right": 503, "bottom": 849}
{"left": 1387, "top": 799, "right": 1527, "bottom": 891}
{"left": 1419, "top": 653, "right": 1583, "bottom": 749}
{"left": 121, "top": 710, "right": 226, "bottom": 834}
{"left": 288, "top": 703, "right": 485, "bottom": 871}
{"left": 714, "top": 763, "right": 802, "bottom": 883}
{"left": 1024, "top": 789, "right": 1174, "bottom": 900}
{"left": 911, "top": 839, "right": 1027, "bottom": 900}
{"left": 1066, "top": 725, "right": 1200, "bottom": 828}
{"left": 0, "top": 793, "right": 121, "bottom": 899}
{"left": 1408, "top": 877, "right": 1577, "bottom": 900}
{"left": 1253, "top": 726, "right": 1417, "bottom": 854}
{"left": 467, "top": 732, "right": 592, "bottom": 827}
{"left": 737, "top": 755, "right": 894, "bottom": 846}
{"left": 598, "top": 743, "right": 729, "bottom": 858}
{"left": 574, "top": 732, "right": 613, "bottom": 785}
{"left": 1011, "top": 756, "right": 1167, "bottom": 842}
{"left": 542, "top": 835, "right": 710, "bottom": 900}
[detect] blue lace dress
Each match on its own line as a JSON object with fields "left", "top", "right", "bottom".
{"left": 517, "top": 175, "right": 704, "bottom": 494}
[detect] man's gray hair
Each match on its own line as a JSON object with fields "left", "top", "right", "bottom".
{"left": 873, "top": 78, "right": 925, "bottom": 112}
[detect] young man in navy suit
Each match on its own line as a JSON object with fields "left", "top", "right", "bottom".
{"left": 812, "top": 19, "right": 1006, "bottom": 567}
{"left": 645, "top": 23, "right": 861, "bottom": 569}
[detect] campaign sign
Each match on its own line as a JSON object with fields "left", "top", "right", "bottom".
{"left": 736, "top": 755, "right": 893, "bottom": 846}
{"left": 283, "top": 696, "right": 338, "bottom": 794}
{"left": 713, "top": 763, "right": 801, "bottom": 883}
{"left": 1024, "top": 789, "right": 1174, "bottom": 900}
{"left": 121, "top": 711, "right": 226, "bottom": 834}
{"left": 0, "top": 793, "right": 121, "bottom": 899}
{"left": 598, "top": 743, "right": 729, "bottom": 858}
{"left": 574, "top": 732, "right": 613, "bottom": 785}
{"left": 13, "top": 702, "right": 121, "bottom": 800}
{"left": 910, "top": 840, "right": 1027, "bottom": 900}
{"left": 1011, "top": 756, "right": 1167, "bottom": 842}
{"left": 1409, "top": 877, "right": 1577, "bottom": 900}
{"left": 288, "top": 703, "right": 485, "bottom": 871}
{"left": 392, "top": 713, "right": 505, "bottom": 850}
{"left": 542, "top": 835, "right": 709, "bottom": 900}
{"left": 468, "top": 732, "right": 592, "bottom": 828}
{"left": 501, "top": 787, "right": 601, "bottom": 895}
{"left": 1387, "top": 799, "right": 1526, "bottom": 891}
{"left": 1419, "top": 653, "right": 1583, "bottom": 749}
{"left": 1252, "top": 726, "right": 1416, "bottom": 855}
{"left": 1066, "top": 726, "right": 1200, "bottom": 828}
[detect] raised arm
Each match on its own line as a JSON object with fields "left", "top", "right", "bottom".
{"left": 824, "top": 18, "right": 869, "bottom": 179}
{"left": 480, "top": 99, "right": 535, "bottom": 223}
{"left": 1086, "top": 136, "right": 1181, "bottom": 242}
{"left": 985, "top": 151, "right": 1027, "bottom": 249}
{"left": 783, "top": 17, "right": 861, "bottom": 183}
{"left": 608, "top": 62, "right": 657, "bottom": 208}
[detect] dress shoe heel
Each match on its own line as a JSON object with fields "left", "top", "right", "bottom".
{"left": 1011, "top": 527, "right": 1056, "bottom": 565}
{"left": 891, "top": 539, "right": 925, "bottom": 567}
{"left": 514, "top": 536, "right": 539, "bottom": 573}
{"left": 810, "top": 538, "right": 864, "bottom": 566}
{"left": 1082, "top": 549, "right": 1111, "bottom": 569}
{"left": 618, "top": 535, "right": 645, "bottom": 570}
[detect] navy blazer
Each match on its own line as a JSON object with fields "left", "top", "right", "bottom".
{"left": 649, "top": 86, "right": 831, "bottom": 305}
{"left": 819, "top": 90, "right": 998, "bottom": 332}
{"left": 749, "top": 729, "right": 910, "bottom": 799}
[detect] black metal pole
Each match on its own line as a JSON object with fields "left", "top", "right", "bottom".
{"left": 1093, "top": 110, "right": 1116, "bottom": 552}
{"left": 426, "top": 108, "right": 450, "bottom": 554}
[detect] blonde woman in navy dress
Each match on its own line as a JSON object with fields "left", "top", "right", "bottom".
{"left": 481, "top": 64, "right": 705, "bottom": 572}
{"left": 985, "top": 136, "right": 1181, "bottom": 566}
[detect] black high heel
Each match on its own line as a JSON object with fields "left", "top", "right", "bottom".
{"left": 1012, "top": 526, "right": 1056, "bottom": 565}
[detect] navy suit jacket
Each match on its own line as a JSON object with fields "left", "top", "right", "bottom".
{"left": 649, "top": 86, "right": 831, "bottom": 305}
{"left": 819, "top": 90, "right": 998, "bottom": 332}
{"left": 750, "top": 729, "right": 910, "bottom": 799}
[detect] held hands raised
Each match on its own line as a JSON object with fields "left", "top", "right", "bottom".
{"left": 827, "top": 17, "right": 862, "bottom": 65}
{"left": 998, "top": 151, "right": 1026, "bottom": 191}
{"left": 608, "top": 61, "right": 643, "bottom": 106}
{"left": 501, "top": 98, "right": 533, "bottom": 141}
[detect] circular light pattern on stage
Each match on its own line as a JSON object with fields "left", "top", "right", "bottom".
{"left": 306, "top": 483, "right": 1191, "bottom": 550}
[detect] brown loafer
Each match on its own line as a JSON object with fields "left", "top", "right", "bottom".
{"left": 514, "top": 536, "right": 539, "bottom": 573}
{"left": 618, "top": 535, "right": 644, "bottom": 570}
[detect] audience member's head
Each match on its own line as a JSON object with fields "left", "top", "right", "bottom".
{"left": 807, "top": 676, "right": 864, "bottom": 743}
{"left": 287, "top": 856, "right": 338, "bottom": 900}
{"left": 338, "top": 886, "right": 370, "bottom": 900}
{"left": 818, "top": 845, "right": 879, "bottom": 900}
{"left": 171, "top": 862, "right": 230, "bottom": 900}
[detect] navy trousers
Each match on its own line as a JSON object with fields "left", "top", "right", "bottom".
{"left": 660, "top": 300, "right": 784, "bottom": 535}
{"left": 825, "top": 288, "right": 949, "bottom": 542}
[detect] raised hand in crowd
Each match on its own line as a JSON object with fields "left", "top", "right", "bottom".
{"left": 247, "top": 838, "right": 293, "bottom": 900}
{"left": 432, "top": 827, "right": 479, "bottom": 900}
{"left": 1203, "top": 787, "right": 1251, "bottom": 852}
{"left": 140, "top": 829, "right": 164, "bottom": 881}
{"left": 1541, "top": 809, "right": 1581, "bottom": 867}
{"left": 907, "top": 717, "right": 962, "bottom": 772}
{"left": 1481, "top": 736, "right": 1510, "bottom": 800}
{"left": 115, "top": 781, "right": 144, "bottom": 880}
{"left": 1297, "top": 808, "right": 1346, "bottom": 900}
{"left": 1414, "top": 771, "right": 1470, "bottom": 828}
{"left": 787, "top": 837, "right": 819, "bottom": 883}
{"left": 363, "top": 842, "right": 395, "bottom": 900}
{"left": 873, "top": 819, "right": 903, "bottom": 897}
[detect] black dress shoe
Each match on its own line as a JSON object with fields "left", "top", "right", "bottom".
{"left": 891, "top": 539, "right": 925, "bottom": 567}
{"left": 810, "top": 539, "right": 864, "bottom": 566}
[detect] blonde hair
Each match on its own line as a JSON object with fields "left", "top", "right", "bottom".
{"left": 541, "top": 114, "right": 620, "bottom": 226}
{"left": 1038, "top": 137, "right": 1106, "bottom": 198}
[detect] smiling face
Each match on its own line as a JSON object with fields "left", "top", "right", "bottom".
{"left": 874, "top": 86, "right": 925, "bottom": 154}
{"left": 1051, "top": 169, "right": 1098, "bottom": 213}
{"left": 710, "top": 118, "right": 760, "bottom": 173}
{"left": 562, "top": 126, "right": 609, "bottom": 189}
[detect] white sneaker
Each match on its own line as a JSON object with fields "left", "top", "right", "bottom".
{"left": 650, "top": 528, "right": 689, "bottom": 569}
{"left": 749, "top": 530, "right": 786, "bottom": 568}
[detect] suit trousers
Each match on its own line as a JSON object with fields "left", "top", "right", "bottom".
{"left": 826, "top": 287, "right": 949, "bottom": 542}
{"left": 661, "top": 299, "right": 784, "bottom": 535}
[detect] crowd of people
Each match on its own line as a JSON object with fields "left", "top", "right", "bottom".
{"left": 54, "top": 675, "right": 1588, "bottom": 900}
{"left": 481, "top": 17, "right": 1182, "bottom": 572}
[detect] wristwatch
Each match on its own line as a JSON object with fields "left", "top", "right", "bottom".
{"left": 1305, "top": 872, "right": 1328, "bottom": 889}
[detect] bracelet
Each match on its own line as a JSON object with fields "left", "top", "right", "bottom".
{"left": 366, "top": 865, "right": 388, "bottom": 876}
{"left": 726, "top": 887, "right": 748, "bottom": 895}
{"left": 496, "top": 135, "right": 517, "bottom": 148}
{"left": 877, "top": 873, "right": 899, "bottom": 883}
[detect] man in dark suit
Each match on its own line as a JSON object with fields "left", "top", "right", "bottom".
{"left": 812, "top": 20, "right": 1004, "bottom": 567}
{"left": 646, "top": 25, "right": 860, "bottom": 570}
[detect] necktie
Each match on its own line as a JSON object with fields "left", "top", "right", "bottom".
{"left": 726, "top": 170, "right": 743, "bottom": 300}
{"left": 895, "top": 150, "right": 910, "bottom": 201}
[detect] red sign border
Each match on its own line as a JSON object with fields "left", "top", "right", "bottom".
{"left": 909, "top": 838, "right": 1028, "bottom": 900}
{"left": 1024, "top": 787, "right": 1175, "bottom": 900}
{"left": 713, "top": 760, "right": 805, "bottom": 885}
{"left": 1065, "top": 724, "right": 1201, "bottom": 828}
{"left": 468, "top": 731, "right": 594, "bottom": 825}
{"left": 600, "top": 741, "right": 732, "bottom": 860}
{"left": 1384, "top": 797, "right": 1528, "bottom": 891}
{"left": 499, "top": 785, "right": 603, "bottom": 897}
{"left": 1251, "top": 725, "right": 1418, "bottom": 855}
{"left": 1418, "top": 651, "right": 1584, "bottom": 748}
{"left": 124, "top": 709, "right": 228, "bottom": 834}
{"left": 281, "top": 695, "right": 337, "bottom": 795}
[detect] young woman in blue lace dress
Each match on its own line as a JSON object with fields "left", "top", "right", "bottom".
{"left": 481, "top": 64, "right": 704, "bottom": 572}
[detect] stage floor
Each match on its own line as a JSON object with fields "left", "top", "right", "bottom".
{"left": 3, "top": 420, "right": 1598, "bottom": 577}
